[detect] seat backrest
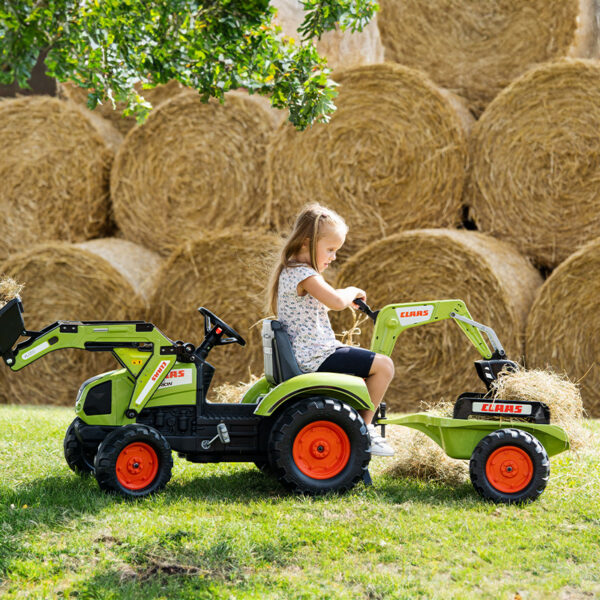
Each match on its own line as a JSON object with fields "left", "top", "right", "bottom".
{"left": 262, "top": 320, "right": 302, "bottom": 385}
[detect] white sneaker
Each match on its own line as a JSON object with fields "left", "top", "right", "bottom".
{"left": 367, "top": 425, "right": 395, "bottom": 457}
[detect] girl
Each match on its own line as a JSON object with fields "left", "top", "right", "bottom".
{"left": 267, "top": 203, "right": 395, "bottom": 456}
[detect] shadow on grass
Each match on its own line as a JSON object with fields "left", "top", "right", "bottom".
{"left": 1, "top": 463, "right": 479, "bottom": 513}
{"left": 159, "top": 464, "right": 478, "bottom": 508}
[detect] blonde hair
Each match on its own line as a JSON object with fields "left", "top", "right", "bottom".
{"left": 267, "top": 203, "right": 348, "bottom": 315}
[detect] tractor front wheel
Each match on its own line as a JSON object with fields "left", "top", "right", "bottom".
{"left": 64, "top": 418, "right": 96, "bottom": 476}
{"left": 268, "top": 397, "right": 370, "bottom": 495}
{"left": 94, "top": 424, "right": 173, "bottom": 498}
{"left": 469, "top": 428, "right": 550, "bottom": 504}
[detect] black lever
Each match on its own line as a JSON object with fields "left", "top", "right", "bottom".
{"left": 353, "top": 298, "right": 379, "bottom": 323}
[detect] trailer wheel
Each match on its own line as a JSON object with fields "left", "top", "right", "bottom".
{"left": 469, "top": 428, "right": 549, "bottom": 504}
{"left": 94, "top": 424, "right": 173, "bottom": 498}
{"left": 64, "top": 418, "right": 96, "bottom": 476}
{"left": 268, "top": 397, "right": 370, "bottom": 495}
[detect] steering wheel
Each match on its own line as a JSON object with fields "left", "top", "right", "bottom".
{"left": 197, "top": 307, "right": 246, "bottom": 346}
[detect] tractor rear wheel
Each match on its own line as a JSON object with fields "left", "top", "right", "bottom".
{"left": 94, "top": 424, "right": 173, "bottom": 498}
{"left": 64, "top": 418, "right": 96, "bottom": 476}
{"left": 268, "top": 397, "right": 370, "bottom": 495}
{"left": 469, "top": 428, "right": 549, "bottom": 504}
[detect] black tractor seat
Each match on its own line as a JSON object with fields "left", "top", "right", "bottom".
{"left": 262, "top": 320, "right": 303, "bottom": 385}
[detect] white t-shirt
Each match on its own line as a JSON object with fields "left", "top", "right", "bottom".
{"left": 277, "top": 264, "right": 341, "bottom": 372}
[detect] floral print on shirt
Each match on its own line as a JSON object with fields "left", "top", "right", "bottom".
{"left": 277, "top": 264, "right": 340, "bottom": 373}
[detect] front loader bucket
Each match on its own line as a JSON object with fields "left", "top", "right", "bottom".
{"left": 0, "top": 297, "right": 25, "bottom": 356}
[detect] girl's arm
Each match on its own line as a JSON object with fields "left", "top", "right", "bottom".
{"left": 300, "top": 275, "right": 366, "bottom": 311}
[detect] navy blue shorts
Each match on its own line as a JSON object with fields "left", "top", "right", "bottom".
{"left": 317, "top": 346, "right": 375, "bottom": 379}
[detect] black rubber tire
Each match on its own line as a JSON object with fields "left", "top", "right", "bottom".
{"left": 268, "top": 397, "right": 370, "bottom": 495}
{"left": 94, "top": 424, "right": 173, "bottom": 498}
{"left": 469, "top": 428, "right": 550, "bottom": 504}
{"left": 64, "top": 418, "right": 96, "bottom": 476}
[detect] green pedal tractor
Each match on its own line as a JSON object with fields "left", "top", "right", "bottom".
{"left": 0, "top": 296, "right": 569, "bottom": 503}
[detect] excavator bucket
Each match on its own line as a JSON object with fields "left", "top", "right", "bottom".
{"left": 0, "top": 297, "right": 25, "bottom": 356}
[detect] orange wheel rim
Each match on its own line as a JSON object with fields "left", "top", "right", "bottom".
{"left": 116, "top": 442, "right": 159, "bottom": 490}
{"left": 293, "top": 421, "right": 351, "bottom": 480}
{"left": 485, "top": 446, "right": 533, "bottom": 494}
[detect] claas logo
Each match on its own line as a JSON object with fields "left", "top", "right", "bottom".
{"left": 151, "top": 361, "right": 169, "bottom": 382}
{"left": 399, "top": 309, "right": 431, "bottom": 318}
{"left": 164, "top": 369, "right": 186, "bottom": 380}
{"left": 480, "top": 403, "right": 524, "bottom": 414}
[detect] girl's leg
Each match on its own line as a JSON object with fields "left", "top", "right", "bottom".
{"left": 360, "top": 353, "right": 395, "bottom": 425}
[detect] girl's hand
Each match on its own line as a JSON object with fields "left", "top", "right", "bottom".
{"left": 348, "top": 287, "right": 366, "bottom": 308}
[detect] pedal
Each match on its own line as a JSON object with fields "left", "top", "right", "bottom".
{"left": 201, "top": 423, "right": 230, "bottom": 449}
{"left": 379, "top": 402, "right": 386, "bottom": 438}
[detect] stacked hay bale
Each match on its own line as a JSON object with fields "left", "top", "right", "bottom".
{"left": 111, "top": 90, "right": 279, "bottom": 257}
{"left": 271, "top": 0, "right": 384, "bottom": 70}
{"left": 0, "top": 240, "right": 160, "bottom": 405}
{"left": 267, "top": 63, "right": 472, "bottom": 258}
{"left": 526, "top": 238, "right": 600, "bottom": 417}
{"left": 466, "top": 59, "right": 600, "bottom": 270}
{"left": 0, "top": 96, "right": 117, "bottom": 262}
{"left": 57, "top": 80, "right": 186, "bottom": 136}
{"left": 377, "top": 0, "right": 598, "bottom": 115}
{"left": 334, "top": 229, "right": 543, "bottom": 412}
{"left": 147, "top": 230, "right": 281, "bottom": 391}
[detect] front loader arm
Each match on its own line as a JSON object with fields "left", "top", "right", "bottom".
{"left": 1, "top": 301, "right": 180, "bottom": 415}
{"left": 369, "top": 299, "right": 494, "bottom": 359}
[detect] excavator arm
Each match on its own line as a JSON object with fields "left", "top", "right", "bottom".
{"left": 366, "top": 299, "right": 503, "bottom": 360}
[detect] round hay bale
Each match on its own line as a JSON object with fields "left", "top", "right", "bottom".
{"left": 467, "top": 59, "right": 600, "bottom": 269}
{"left": 76, "top": 238, "right": 162, "bottom": 299}
{"left": 0, "top": 96, "right": 114, "bottom": 261}
{"left": 267, "top": 64, "right": 471, "bottom": 258}
{"left": 147, "top": 230, "right": 281, "bottom": 390}
{"left": 334, "top": 229, "right": 542, "bottom": 412}
{"left": 526, "top": 237, "right": 600, "bottom": 417}
{"left": 0, "top": 241, "right": 153, "bottom": 405}
{"left": 377, "top": 0, "right": 598, "bottom": 116}
{"left": 111, "top": 91, "right": 278, "bottom": 256}
{"left": 58, "top": 80, "right": 186, "bottom": 136}
{"left": 271, "top": 0, "right": 384, "bottom": 70}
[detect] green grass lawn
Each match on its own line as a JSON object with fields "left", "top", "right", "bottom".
{"left": 0, "top": 406, "right": 598, "bottom": 600}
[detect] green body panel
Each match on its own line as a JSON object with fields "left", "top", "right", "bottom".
{"left": 241, "top": 376, "right": 272, "bottom": 404}
{"left": 144, "top": 364, "right": 197, "bottom": 408}
{"left": 113, "top": 346, "right": 152, "bottom": 377}
{"left": 74, "top": 369, "right": 135, "bottom": 426}
{"left": 371, "top": 300, "right": 492, "bottom": 360}
{"left": 254, "top": 372, "right": 373, "bottom": 416}
{"left": 74, "top": 363, "right": 198, "bottom": 426}
{"left": 380, "top": 414, "right": 570, "bottom": 459}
